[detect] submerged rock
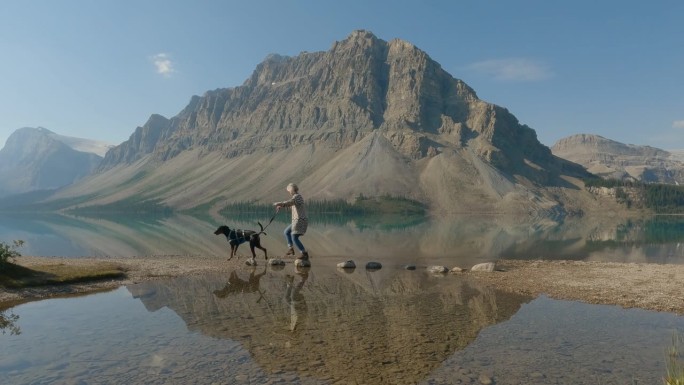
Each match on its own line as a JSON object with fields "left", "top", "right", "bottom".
{"left": 404, "top": 264, "right": 417, "bottom": 270}
{"left": 268, "top": 258, "right": 285, "bottom": 266}
{"left": 478, "top": 373, "right": 494, "bottom": 385}
{"left": 366, "top": 262, "right": 382, "bottom": 270}
{"left": 450, "top": 266, "right": 467, "bottom": 273}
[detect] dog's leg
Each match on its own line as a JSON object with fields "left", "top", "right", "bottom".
{"left": 254, "top": 239, "right": 268, "bottom": 260}
{"left": 249, "top": 243, "right": 257, "bottom": 260}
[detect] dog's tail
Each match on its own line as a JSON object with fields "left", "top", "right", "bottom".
{"left": 256, "top": 211, "right": 278, "bottom": 236}
{"left": 256, "top": 221, "right": 267, "bottom": 236}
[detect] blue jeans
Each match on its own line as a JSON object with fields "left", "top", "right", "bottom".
{"left": 284, "top": 224, "right": 306, "bottom": 252}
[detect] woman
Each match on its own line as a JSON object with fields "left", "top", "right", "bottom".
{"left": 274, "top": 183, "right": 309, "bottom": 260}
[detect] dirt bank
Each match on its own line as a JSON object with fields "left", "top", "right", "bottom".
{"left": 2, "top": 256, "right": 684, "bottom": 314}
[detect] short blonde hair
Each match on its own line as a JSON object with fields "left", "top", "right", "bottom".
{"left": 287, "top": 183, "right": 299, "bottom": 193}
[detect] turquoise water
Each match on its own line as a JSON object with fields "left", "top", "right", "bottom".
{"left": 2, "top": 213, "right": 684, "bottom": 264}
{"left": 1, "top": 263, "right": 683, "bottom": 385}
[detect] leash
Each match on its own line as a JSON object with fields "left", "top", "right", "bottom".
{"left": 257, "top": 210, "right": 279, "bottom": 235}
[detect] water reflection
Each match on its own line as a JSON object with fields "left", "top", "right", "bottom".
{"left": 0, "top": 310, "right": 20, "bottom": 335}
{"left": 284, "top": 267, "right": 308, "bottom": 332}
{"left": 3, "top": 270, "right": 684, "bottom": 384}
{"left": 2, "top": 212, "right": 684, "bottom": 264}
{"left": 127, "top": 264, "right": 530, "bottom": 384}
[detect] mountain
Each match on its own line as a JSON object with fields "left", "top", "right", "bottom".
{"left": 51, "top": 30, "right": 599, "bottom": 216}
{"left": 0, "top": 127, "right": 104, "bottom": 197}
{"left": 551, "top": 134, "right": 684, "bottom": 184}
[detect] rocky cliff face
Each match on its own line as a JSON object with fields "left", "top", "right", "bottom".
{"left": 0, "top": 127, "right": 103, "bottom": 197}
{"left": 56, "top": 30, "right": 594, "bottom": 216}
{"left": 552, "top": 134, "right": 684, "bottom": 184}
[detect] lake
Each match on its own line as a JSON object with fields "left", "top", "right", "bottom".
{"left": 1, "top": 264, "right": 683, "bottom": 384}
{"left": 2, "top": 212, "right": 684, "bottom": 264}
{"left": 2, "top": 212, "right": 684, "bottom": 384}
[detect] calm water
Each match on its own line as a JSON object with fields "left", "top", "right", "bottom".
{"left": 1, "top": 263, "right": 683, "bottom": 385}
{"left": 3, "top": 213, "right": 684, "bottom": 384}
{"left": 2, "top": 212, "right": 684, "bottom": 265}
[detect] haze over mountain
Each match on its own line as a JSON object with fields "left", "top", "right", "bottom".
{"left": 51, "top": 30, "right": 603, "bottom": 217}
{"left": 41, "top": 129, "right": 113, "bottom": 157}
{"left": 551, "top": 134, "right": 684, "bottom": 184}
{"left": 0, "top": 127, "right": 105, "bottom": 197}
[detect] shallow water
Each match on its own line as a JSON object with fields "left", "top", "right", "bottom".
{"left": 1, "top": 263, "right": 683, "bottom": 385}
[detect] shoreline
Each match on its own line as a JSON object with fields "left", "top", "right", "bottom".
{"left": 2, "top": 256, "right": 684, "bottom": 314}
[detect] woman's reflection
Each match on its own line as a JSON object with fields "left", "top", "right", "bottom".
{"left": 285, "top": 266, "right": 309, "bottom": 331}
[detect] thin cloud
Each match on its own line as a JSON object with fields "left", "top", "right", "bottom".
{"left": 466, "top": 58, "right": 553, "bottom": 82}
{"left": 151, "top": 53, "right": 175, "bottom": 77}
{"left": 673, "top": 120, "right": 684, "bottom": 129}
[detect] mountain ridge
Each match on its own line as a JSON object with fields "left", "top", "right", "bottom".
{"left": 50, "top": 30, "right": 601, "bottom": 217}
{"left": 551, "top": 134, "right": 684, "bottom": 184}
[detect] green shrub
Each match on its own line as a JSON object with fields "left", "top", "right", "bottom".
{"left": 0, "top": 240, "right": 24, "bottom": 266}
{"left": 665, "top": 332, "right": 684, "bottom": 385}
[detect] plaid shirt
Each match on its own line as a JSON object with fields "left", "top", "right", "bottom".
{"left": 278, "top": 193, "right": 308, "bottom": 234}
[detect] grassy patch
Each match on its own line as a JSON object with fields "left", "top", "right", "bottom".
{"left": 666, "top": 332, "right": 684, "bottom": 385}
{"left": 0, "top": 262, "right": 126, "bottom": 288}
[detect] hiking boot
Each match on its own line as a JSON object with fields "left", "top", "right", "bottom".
{"left": 285, "top": 247, "right": 295, "bottom": 256}
{"left": 297, "top": 251, "right": 309, "bottom": 261}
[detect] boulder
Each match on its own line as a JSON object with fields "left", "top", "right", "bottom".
{"left": 337, "top": 260, "right": 356, "bottom": 269}
{"left": 450, "top": 266, "right": 467, "bottom": 273}
{"left": 427, "top": 266, "right": 449, "bottom": 274}
{"left": 470, "top": 262, "right": 496, "bottom": 272}
{"left": 294, "top": 259, "right": 311, "bottom": 268}
{"left": 245, "top": 258, "right": 258, "bottom": 266}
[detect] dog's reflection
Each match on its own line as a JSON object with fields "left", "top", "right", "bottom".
{"left": 212, "top": 265, "right": 309, "bottom": 331}
{"left": 213, "top": 265, "right": 268, "bottom": 303}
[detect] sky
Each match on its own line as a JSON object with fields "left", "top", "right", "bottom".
{"left": 1, "top": 0, "right": 682, "bottom": 150}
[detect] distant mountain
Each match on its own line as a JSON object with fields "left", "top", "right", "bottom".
{"left": 551, "top": 134, "right": 684, "bottom": 184}
{"left": 0, "top": 127, "right": 105, "bottom": 197}
{"left": 51, "top": 30, "right": 602, "bottom": 217}
{"left": 667, "top": 150, "right": 684, "bottom": 162}
{"left": 41, "top": 128, "right": 113, "bottom": 157}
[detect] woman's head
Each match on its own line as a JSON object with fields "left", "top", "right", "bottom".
{"left": 286, "top": 183, "right": 299, "bottom": 194}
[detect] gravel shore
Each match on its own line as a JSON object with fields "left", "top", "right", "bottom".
{"left": 2, "top": 256, "right": 684, "bottom": 314}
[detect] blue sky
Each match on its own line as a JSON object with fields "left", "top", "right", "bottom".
{"left": 1, "top": 0, "right": 682, "bottom": 150}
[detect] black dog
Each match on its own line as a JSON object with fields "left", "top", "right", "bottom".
{"left": 214, "top": 225, "right": 268, "bottom": 260}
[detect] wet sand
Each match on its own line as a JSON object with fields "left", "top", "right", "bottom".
{"left": 2, "top": 256, "right": 684, "bottom": 314}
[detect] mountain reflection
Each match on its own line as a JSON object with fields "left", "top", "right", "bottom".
{"left": 3, "top": 212, "right": 684, "bottom": 263}
{"left": 127, "top": 264, "right": 530, "bottom": 384}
